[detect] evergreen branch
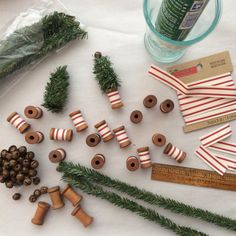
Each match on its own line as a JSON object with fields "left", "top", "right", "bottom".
{"left": 93, "top": 52, "right": 121, "bottom": 93}
{"left": 42, "top": 65, "right": 69, "bottom": 113}
{"left": 0, "top": 11, "right": 87, "bottom": 80}
{"left": 63, "top": 176, "right": 207, "bottom": 236}
{"left": 57, "top": 161, "right": 236, "bottom": 231}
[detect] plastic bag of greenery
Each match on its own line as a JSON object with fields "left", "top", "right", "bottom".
{"left": 0, "top": 0, "right": 87, "bottom": 94}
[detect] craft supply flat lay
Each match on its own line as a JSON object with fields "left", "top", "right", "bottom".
{"left": 0, "top": 1, "right": 236, "bottom": 236}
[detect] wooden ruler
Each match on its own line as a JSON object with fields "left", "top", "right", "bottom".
{"left": 151, "top": 163, "right": 236, "bottom": 191}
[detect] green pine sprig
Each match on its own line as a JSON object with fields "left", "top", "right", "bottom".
{"left": 42, "top": 65, "right": 69, "bottom": 113}
{"left": 93, "top": 52, "right": 121, "bottom": 93}
{"left": 57, "top": 161, "right": 236, "bottom": 232}
{"left": 0, "top": 11, "right": 87, "bottom": 80}
{"left": 63, "top": 176, "right": 207, "bottom": 236}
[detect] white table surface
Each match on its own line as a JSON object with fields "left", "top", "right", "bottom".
{"left": 0, "top": 0, "right": 235, "bottom": 236}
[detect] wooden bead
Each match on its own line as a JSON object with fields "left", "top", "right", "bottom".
{"left": 47, "top": 186, "right": 64, "bottom": 209}
{"left": 24, "top": 106, "right": 43, "bottom": 119}
{"left": 69, "top": 110, "right": 88, "bottom": 132}
{"left": 152, "top": 133, "right": 166, "bottom": 147}
{"left": 40, "top": 186, "right": 48, "bottom": 194}
{"left": 163, "top": 143, "right": 186, "bottom": 163}
{"left": 137, "top": 147, "right": 152, "bottom": 169}
{"left": 160, "top": 99, "right": 174, "bottom": 113}
{"left": 49, "top": 148, "right": 66, "bottom": 163}
{"left": 113, "top": 125, "right": 131, "bottom": 148}
{"left": 94, "top": 120, "right": 114, "bottom": 142}
{"left": 61, "top": 185, "right": 83, "bottom": 206}
{"left": 29, "top": 195, "right": 37, "bottom": 203}
{"left": 71, "top": 205, "right": 93, "bottom": 227}
{"left": 106, "top": 89, "right": 123, "bottom": 109}
{"left": 94, "top": 51, "right": 102, "bottom": 58}
{"left": 50, "top": 128, "right": 73, "bottom": 142}
{"left": 126, "top": 156, "right": 139, "bottom": 171}
{"left": 31, "top": 201, "right": 50, "bottom": 225}
{"left": 25, "top": 131, "right": 44, "bottom": 144}
{"left": 130, "top": 110, "right": 143, "bottom": 124}
{"left": 33, "top": 177, "right": 40, "bottom": 185}
{"left": 143, "top": 95, "right": 157, "bottom": 108}
{"left": 86, "top": 133, "right": 101, "bottom": 147}
{"left": 34, "top": 189, "right": 41, "bottom": 198}
{"left": 12, "top": 193, "right": 21, "bottom": 200}
{"left": 7, "top": 112, "right": 30, "bottom": 133}
{"left": 91, "top": 154, "right": 105, "bottom": 169}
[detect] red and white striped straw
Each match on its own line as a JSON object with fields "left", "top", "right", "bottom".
{"left": 215, "top": 154, "right": 236, "bottom": 171}
{"left": 209, "top": 141, "right": 236, "bottom": 156}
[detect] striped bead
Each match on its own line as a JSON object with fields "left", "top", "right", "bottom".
{"left": 106, "top": 89, "right": 123, "bottom": 109}
{"left": 69, "top": 110, "right": 88, "bottom": 132}
{"left": 113, "top": 125, "right": 131, "bottom": 148}
{"left": 25, "top": 131, "right": 44, "bottom": 144}
{"left": 137, "top": 147, "right": 152, "bottom": 169}
{"left": 95, "top": 120, "right": 114, "bottom": 142}
{"left": 50, "top": 128, "right": 73, "bottom": 142}
{"left": 164, "top": 143, "right": 186, "bottom": 163}
{"left": 7, "top": 112, "right": 30, "bottom": 133}
{"left": 24, "top": 106, "right": 43, "bottom": 119}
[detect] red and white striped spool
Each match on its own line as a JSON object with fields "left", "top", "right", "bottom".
{"left": 50, "top": 128, "right": 73, "bottom": 142}
{"left": 106, "top": 89, "right": 123, "bottom": 109}
{"left": 95, "top": 120, "right": 114, "bottom": 142}
{"left": 137, "top": 147, "right": 152, "bottom": 169}
{"left": 164, "top": 143, "right": 186, "bottom": 163}
{"left": 113, "top": 125, "right": 131, "bottom": 148}
{"left": 69, "top": 110, "right": 88, "bottom": 132}
{"left": 7, "top": 112, "right": 30, "bottom": 134}
{"left": 24, "top": 106, "right": 43, "bottom": 119}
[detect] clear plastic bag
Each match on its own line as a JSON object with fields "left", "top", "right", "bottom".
{"left": 0, "top": 0, "right": 87, "bottom": 98}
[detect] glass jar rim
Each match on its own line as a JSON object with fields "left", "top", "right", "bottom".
{"left": 143, "top": 0, "right": 222, "bottom": 46}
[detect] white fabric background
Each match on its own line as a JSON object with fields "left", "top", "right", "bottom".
{"left": 0, "top": 0, "right": 235, "bottom": 236}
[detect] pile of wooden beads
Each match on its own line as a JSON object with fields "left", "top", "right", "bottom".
{"left": 7, "top": 112, "right": 30, "bottom": 133}
{"left": 91, "top": 154, "right": 105, "bottom": 169}
{"left": 86, "top": 133, "right": 101, "bottom": 147}
{"left": 24, "top": 106, "right": 43, "bottom": 119}
{"left": 163, "top": 143, "right": 186, "bottom": 163}
{"left": 0, "top": 146, "right": 40, "bottom": 189}
{"left": 94, "top": 120, "right": 114, "bottom": 142}
{"left": 113, "top": 125, "right": 131, "bottom": 148}
{"left": 69, "top": 109, "right": 88, "bottom": 132}
{"left": 48, "top": 148, "right": 66, "bottom": 163}
{"left": 137, "top": 146, "right": 152, "bottom": 169}
{"left": 29, "top": 186, "right": 48, "bottom": 203}
{"left": 126, "top": 156, "right": 139, "bottom": 171}
{"left": 25, "top": 131, "right": 44, "bottom": 144}
{"left": 106, "top": 89, "right": 124, "bottom": 109}
{"left": 50, "top": 128, "right": 73, "bottom": 142}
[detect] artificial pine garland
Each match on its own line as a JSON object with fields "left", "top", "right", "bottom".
{"left": 42, "top": 65, "right": 69, "bottom": 113}
{"left": 63, "top": 176, "right": 207, "bottom": 236}
{"left": 93, "top": 52, "right": 121, "bottom": 93}
{"left": 0, "top": 11, "right": 87, "bottom": 80}
{"left": 58, "top": 162, "right": 236, "bottom": 234}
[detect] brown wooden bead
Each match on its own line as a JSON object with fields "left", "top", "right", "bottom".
{"left": 25, "top": 131, "right": 44, "bottom": 144}
{"left": 29, "top": 169, "right": 38, "bottom": 177}
{"left": 29, "top": 195, "right": 37, "bottom": 203}
{"left": 113, "top": 125, "right": 131, "bottom": 148}
{"left": 152, "top": 133, "right": 166, "bottom": 147}
{"left": 160, "top": 99, "right": 174, "bottom": 113}
{"left": 126, "top": 156, "right": 139, "bottom": 171}
{"left": 40, "top": 186, "right": 48, "bottom": 194}
{"left": 18, "top": 146, "right": 27, "bottom": 156}
{"left": 130, "top": 110, "right": 143, "bottom": 124}
{"left": 0, "top": 175, "right": 5, "bottom": 183}
{"left": 61, "top": 185, "right": 83, "bottom": 206}
{"left": 12, "top": 193, "right": 21, "bottom": 200}
{"left": 26, "top": 151, "right": 35, "bottom": 160}
{"left": 31, "top": 160, "right": 39, "bottom": 169}
{"left": 91, "top": 154, "right": 105, "bottom": 169}
{"left": 7, "top": 112, "right": 31, "bottom": 133}
{"left": 8, "top": 145, "right": 18, "bottom": 153}
{"left": 31, "top": 201, "right": 50, "bottom": 225}
{"left": 24, "top": 178, "right": 32, "bottom": 186}
{"left": 16, "top": 173, "right": 24, "bottom": 182}
{"left": 86, "top": 133, "right": 101, "bottom": 147}
{"left": 1, "top": 149, "right": 8, "bottom": 158}
{"left": 69, "top": 110, "right": 88, "bottom": 132}
{"left": 49, "top": 148, "right": 66, "bottom": 163}
{"left": 47, "top": 186, "right": 64, "bottom": 209}
{"left": 24, "top": 106, "right": 43, "bottom": 119}
{"left": 143, "top": 95, "right": 157, "bottom": 108}
{"left": 33, "top": 177, "right": 40, "bottom": 185}
{"left": 2, "top": 169, "right": 9, "bottom": 178}
{"left": 50, "top": 128, "right": 73, "bottom": 142}
{"left": 94, "top": 120, "right": 114, "bottom": 142}
{"left": 94, "top": 51, "right": 102, "bottom": 58}
{"left": 11, "top": 151, "right": 19, "bottom": 160}
{"left": 5, "top": 152, "right": 13, "bottom": 161}
{"left": 5, "top": 181, "right": 14, "bottom": 188}
{"left": 71, "top": 205, "right": 93, "bottom": 227}
{"left": 34, "top": 189, "right": 41, "bottom": 198}
{"left": 22, "top": 159, "right": 30, "bottom": 167}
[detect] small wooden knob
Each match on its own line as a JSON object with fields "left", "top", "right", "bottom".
{"left": 47, "top": 186, "right": 64, "bottom": 209}
{"left": 71, "top": 205, "right": 93, "bottom": 227}
{"left": 31, "top": 201, "right": 50, "bottom": 225}
{"left": 61, "top": 185, "right": 83, "bottom": 206}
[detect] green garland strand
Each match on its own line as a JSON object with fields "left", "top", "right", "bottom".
{"left": 42, "top": 65, "right": 69, "bottom": 113}
{"left": 0, "top": 11, "right": 87, "bottom": 80}
{"left": 63, "top": 176, "right": 207, "bottom": 236}
{"left": 93, "top": 52, "right": 121, "bottom": 93}
{"left": 57, "top": 162, "right": 236, "bottom": 232}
